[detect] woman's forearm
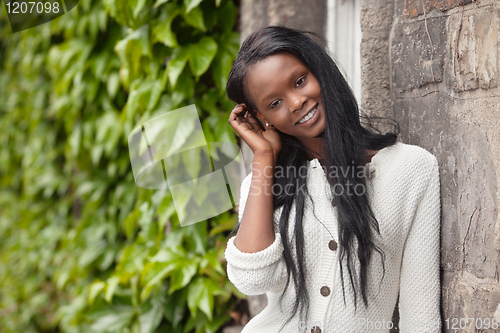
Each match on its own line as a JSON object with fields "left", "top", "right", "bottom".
{"left": 233, "top": 151, "right": 277, "bottom": 253}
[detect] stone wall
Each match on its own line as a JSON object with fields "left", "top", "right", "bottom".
{"left": 362, "top": 0, "right": 500, "bottom": 331}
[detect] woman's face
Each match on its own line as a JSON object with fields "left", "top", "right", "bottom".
{"left": 245, "top": 52, "right": 325, "bottom": 144}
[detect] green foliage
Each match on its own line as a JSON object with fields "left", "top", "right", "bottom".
{"left": 0, "top": 0, "right": 246, "bottom": 332}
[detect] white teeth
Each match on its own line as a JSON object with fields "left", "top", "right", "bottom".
{"left": 297, "top": 105, "right": 317, "bottom": 124}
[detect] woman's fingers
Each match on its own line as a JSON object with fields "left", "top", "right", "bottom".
{"left": 227, "top": 104, "right": 282, "bottom": 155}
{"left": 246, "top": 112, "right": 261, "bottom": 126}
{"left": 229, "top": 104, "right": 249, "bottom": 121}
{"left": 229, "top": 104, "right": 261, "bottom": 131}
{"left": 228, "top": 105, "right": 247, "bottom": 128}
{"left": 229, "top": 104, "right": 278, "bottom": 143}
{"left": 229, "top": 105, "right": 259, "bottom": 136}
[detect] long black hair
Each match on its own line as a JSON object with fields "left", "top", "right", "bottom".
{"left": 226, "top": 25, "right": 400, "bottom": 330}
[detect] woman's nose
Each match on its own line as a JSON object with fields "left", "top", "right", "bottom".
{"left": 290, "top": 93, "right": 307, "bottom": 113}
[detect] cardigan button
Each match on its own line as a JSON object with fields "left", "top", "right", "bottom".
{"left": 320, "top": 286, "right": 330, "bottom": 296}
{"left": 311, "top": 326, "right": 321, "bottom": 333}
{"left": 328, "top": 240, "right": 338, "bottom": 251}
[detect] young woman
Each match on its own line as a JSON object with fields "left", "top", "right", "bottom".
{"left": 224, "top": 26, "right": 441, "bottom": 333}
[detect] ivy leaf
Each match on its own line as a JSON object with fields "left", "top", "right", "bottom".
{"left": 183, "top": 309, "right": 206, "bottom": 333}
{"left": 107, "top": 72, "right": 121, "bottom": 99}
{"left": 140, "top": 262, "right": 176, "bottom": 302}
{"left": 152, "top": 3, "right": 180, "bottom": 47}
{"left": 150, "top": 245, "right": 186, "bottom": 263}
{"left": 104, "top": 276, "right": 120, "bottom": 303}
{"left": 141, "top": 247, "right": 186, "bottom": 300}
{"left": 200, "top": 88, "right": 219, "bottom": 116}
{"left": 88, "top": 281, "right": 105, "bottom": 306}
{"left": 153, "top": 0, "right": 170, "bottom": 8}
{"left": 103, "top": 0, "right": 132, "bottom": 27}
{"left": 205, "top": 314, "right": 231, "bottom": 333}
{"left": 139, "top": 299, "right": 163, "bottom": 333}
{"left": 181, "top": 146, "right": 202, "bottom": 181}
{"left": 186, "top": 276, "right": 204, "bottom": 317}
{"left": 133, "top": 0, "right": 148, "bottom": 18}
{"left": 199, "top": 278, "right": 217, "bottom": 321}
{"left": 146, "top": 79, "right": 164, "bottom": 112}
{"left": 89, "top": 304, "right": 135, "bottom": 332}
{"left": 175, "top": 70, "right": 195, "bottom": 100}
{"left": 167, "top": 47, "right": 190, "bottom": 89}
{"left": 68, "top": 121, "right": 81, "bottom": 157}
{"left": 219, "top": 1, "right": 237, "bottom": 33}
{"left": 115, "top": 244, "right": 148, "bottom": 280}
{"left": 125, "top": 208, "right": 141, "bottom": 240}
{"left": 169, "top": 257, "right": 198, "bottom": 294}
{"left": 203, "top": 248, "right": 225, "bottom": 276}
{"left": 186, "top": 276, "right": 218, "bottom": 321}
{"left": 184, "top": 222, "right": 207, "bottom": 255}
{"left": 114, "top": 26, "right": 151, "bottom": 82}
{"left": 97, "top": 247, "right": 116, "bottom": 271}
{"left": 182, "top": 6, "right": 206, "bottom": 32}
{"left": 188, "top": 36, "right": 218, "bottom": 78}
{"left": 163, "top": 288, "right": 187, "bottom": 327}
{"left": 183, "top": 0, "right": 203, "bottom": 14}
{"left": 166, "top": 109, "right": 197, "bottom": 156}
{"left": 212, "top": 32, "right": 239, "bottom": 91}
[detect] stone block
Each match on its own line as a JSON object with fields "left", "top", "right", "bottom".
{"left": 447, "top": 10, "right": 498, "bottom": 92}
{"left": 398, "top": 0, "right": 473, "bottom": 19}
{"left": 392, "top": 17, "right": 446, "bottom": 92}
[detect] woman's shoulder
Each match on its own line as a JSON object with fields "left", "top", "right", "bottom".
{"left": 398, "top": 142, "right": 438, "bottom": 169}
{"left": 376, "top": 141, "right": 438, "bottom": 181}
{"left": 392, "top": 141, "right": 437, "bottom": 163}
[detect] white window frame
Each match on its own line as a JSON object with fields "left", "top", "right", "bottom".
{"left": 325, "top": 0, "right": 362, "bottom": 104}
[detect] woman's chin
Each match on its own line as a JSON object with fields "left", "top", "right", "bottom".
{"left": 314, "top": 131, "right": 325, "bottom": 138}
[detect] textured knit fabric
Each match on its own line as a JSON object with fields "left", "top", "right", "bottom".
{"left": 224, "top": 141, "right": 442, "bottom": 333}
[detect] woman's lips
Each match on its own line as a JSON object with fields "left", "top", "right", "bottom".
{"left": 296, "top": 103, "right": 319, "bottom": 126}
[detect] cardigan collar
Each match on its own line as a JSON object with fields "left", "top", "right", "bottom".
{"left": 307, "top": 141, "right": 401, "bottom": 177}
{"left": 307, "top": 158, "right": 376, "bottom": 177}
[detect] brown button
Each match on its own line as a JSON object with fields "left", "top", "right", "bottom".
{"left": 328, "top": 240, "right": 338, "bottom": 251}
{"left": 320, "top": 286, "right": 330, "bottom": 296}
{"left": 311, "top": 326, "right": 321, "bottom": 333}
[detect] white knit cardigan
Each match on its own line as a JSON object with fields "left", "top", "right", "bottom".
{"left": 224, "top": 141, "right": 442, "bottom": 333}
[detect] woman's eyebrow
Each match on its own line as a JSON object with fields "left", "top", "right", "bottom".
{"left": 261, "top": 67, "right": 304, "bottom": 103}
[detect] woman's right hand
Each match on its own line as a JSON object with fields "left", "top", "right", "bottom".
{"left": 228, "top": 103, "right": 282, "bottom": 161}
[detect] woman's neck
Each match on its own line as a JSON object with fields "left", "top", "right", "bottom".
{"left": 306, "top": 145, "right": 379, "bottom": 166}
{"left": 298, "top": 133, "right": 325, "bottom": 161}
{"left": 304, "top": 139, "right": 325, "bottom": 161}
{"left": 299, "top": 133, "right": 379, "bottom": 165}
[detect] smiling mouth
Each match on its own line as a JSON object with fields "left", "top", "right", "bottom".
{"left": 296, "top": 103, "right": 318, "bottom": 125}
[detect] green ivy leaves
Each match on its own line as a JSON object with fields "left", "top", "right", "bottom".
{"left": 166, "top": 36, "right": 218, "bottom": 88}
{"left": 0, "top": 0, "right": 242, "bottom": 332}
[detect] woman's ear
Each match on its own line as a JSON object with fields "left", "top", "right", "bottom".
{"left": 254, "top": 110, "right": 269, "bottom": 127}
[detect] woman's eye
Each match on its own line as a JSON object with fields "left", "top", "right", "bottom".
{"left": 270, "top": 100, "right": 281, "bottom": 109}
{"left": 295, "top": 75, "right": 306, "bottom": 87}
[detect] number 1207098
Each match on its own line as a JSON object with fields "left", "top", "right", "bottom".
{"left": 445, "top": 317, "right": 498, "bottom": 330}
{"left": 5, "top": 1, "right": 60, "bottom": 14}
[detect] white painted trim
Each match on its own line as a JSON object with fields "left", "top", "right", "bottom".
{"left": 325, "top": 0, "right": 362, "bottom": 105}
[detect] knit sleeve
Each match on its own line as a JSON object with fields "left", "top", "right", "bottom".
{"left": 399, "top": 154, "right": 442, "bottom": 332}
{"left": 224, "top": 172, "right": 288, "bottom": 296}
